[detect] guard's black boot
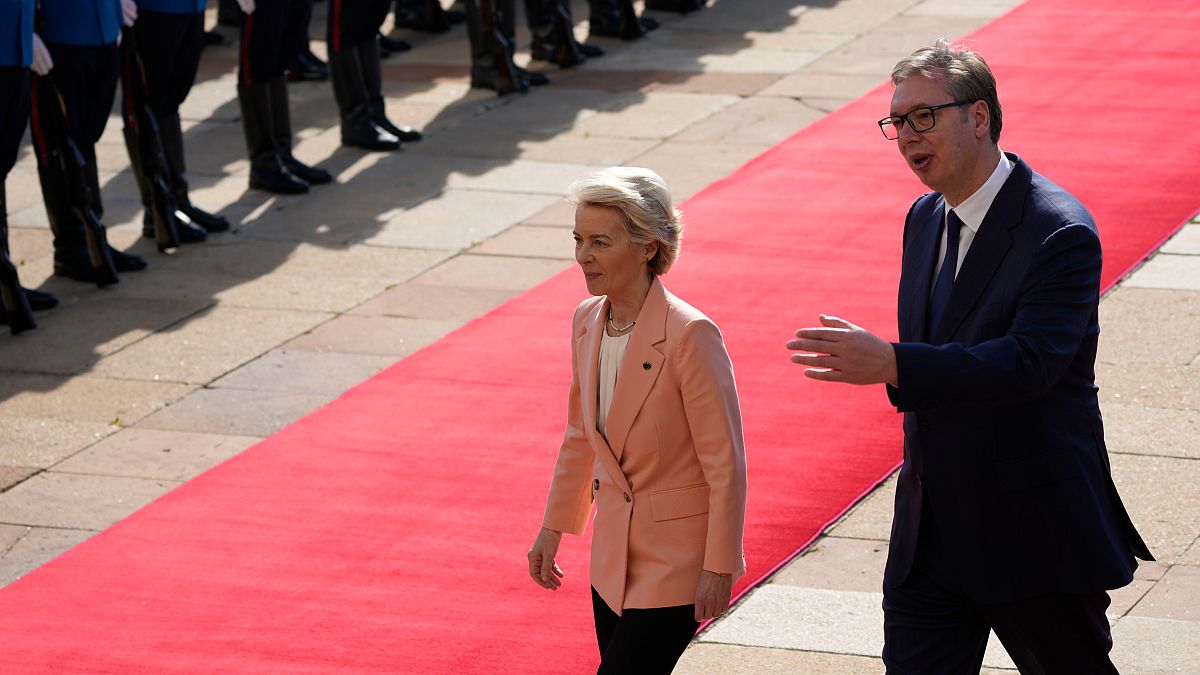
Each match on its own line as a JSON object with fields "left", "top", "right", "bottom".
{"left": 377, "top": 33, "right": 413, "bottom": 57}
{"left": 0, "top": 186, "right": 38, "bottom": 334}
{"left": 330, "top": 45, "right": 402, "bottom": 151}
{"left": 288, "top": 47, "right": 329, "bottom": 82}
{"left": 529, "top": 0, "right": 588, "bottom": 68}
{"left": 588, "top": 0, "right": 649, "bottom": 39}
{"left": 237, "top": 82, "right": 309, "bottom": 194}
{"left": 467, "top": 0, "right": 530, "bottom": 95}
{"left": 395, "top": 0, "right": 454, "bottom": 33}
{"left": 360, "top": 40, "right": 422, "bottom": 142}
{"left": 160, "top": 112, "right": 230, "bottom": 232}
{"left": 122, "top": 125, "right": 194, "bottom": 250}
{"left": 269, "top": 76, "right": 336, "bottom": 181}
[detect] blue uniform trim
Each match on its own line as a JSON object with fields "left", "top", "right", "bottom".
{"left": 39, "top": 0, "right": 124, "bottom": 47}
{"left": 0, "top": 0, "right": 36, "bottom": 67}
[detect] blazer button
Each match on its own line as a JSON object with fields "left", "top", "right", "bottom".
{"left": 623, "top": 492, "right": 631, "bottom": 503}
{"left": 642, "top": 362, "right": 651, "bottom": 370}
{"left": 593, "top": 479, "right": 600, "bottom": 491}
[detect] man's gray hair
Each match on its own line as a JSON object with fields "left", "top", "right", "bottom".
{"left": 891, "top": 39, "right": 1003, "bottom": 144}
{"left": 568, "top": 166, "right": 684, "bottom": 276}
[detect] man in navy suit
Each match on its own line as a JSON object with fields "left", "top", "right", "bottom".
{"left": 787, "top": 41, "right": 1152, "bottom": 673}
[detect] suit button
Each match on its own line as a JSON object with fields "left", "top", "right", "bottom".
{"left": 623, "top": 492, "right": 631, "bottom": 503}
{"left": 593, "top": 479, "right": 600, "bottom": 491}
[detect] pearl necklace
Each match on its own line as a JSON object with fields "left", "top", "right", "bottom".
{"left": 607, "top": 310, "right": 636, "bottom": 333}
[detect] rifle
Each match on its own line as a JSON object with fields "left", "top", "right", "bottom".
{"left": 30, "top": 75, "right": 120, "bottom": 287}
{"left": 120, "top": 27, "right": 183, "bottom": 252}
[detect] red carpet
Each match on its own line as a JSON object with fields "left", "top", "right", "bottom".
{"left": 3, "top": 0, "right": 1198, "bottom": 671}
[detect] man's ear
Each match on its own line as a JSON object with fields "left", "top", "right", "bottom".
{"left": 973, "top": 100, "right": 991, "bottom": 140}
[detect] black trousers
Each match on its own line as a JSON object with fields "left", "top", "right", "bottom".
{"left": 0, "top": 67, "right": 30, "bottom": 178}
{"left": 591, "top": 587, "right": 699, "bottom": 675}
{"left": 328, "top": 0, "right": 390, "bottom": 53}
{"left": 133, "top": 9, "right": 205, "bottom": 118}
{"left": 239, "top": 0, "right": 309, "bottom": 85}
{"left": 882, "top": 519, "right": 1118, "bottom": 674}
{"left": 42, "top": 42, "right": 119, "bottom": 180}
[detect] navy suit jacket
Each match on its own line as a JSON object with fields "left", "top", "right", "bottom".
{"left": 884, "top": 153, "right": 1152, "bottom": 604}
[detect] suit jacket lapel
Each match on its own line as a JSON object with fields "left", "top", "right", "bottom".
{"left": 604, "top": 278, "right": 668, "bottom": 463}
{"left": 933, "top": 156, "right": 1029, "bottom": 343}
{"left": 909, "top": 196, "right": 944, "bottom": 343}
{"left": 576, "top": 297, "right": 633, "bottom": 494}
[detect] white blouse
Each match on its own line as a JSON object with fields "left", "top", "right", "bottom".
{"left": 597, "top": 331, "right": 630, "bottom": 438}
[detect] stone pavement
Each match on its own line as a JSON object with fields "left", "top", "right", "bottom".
{"left": 1, "top": 0, "right": 1197, "bottom": 671}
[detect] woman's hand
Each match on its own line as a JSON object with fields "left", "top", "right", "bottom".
{"left": 30, "top": 34, "right": 53, "bottom": 76}
{"left": 694, "top": 570, "right": 733, "bottom": 621}
{"left": 527, "top": 527, "right": 564, "bottom": 590}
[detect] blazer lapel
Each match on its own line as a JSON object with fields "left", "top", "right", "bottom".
{"left": 604, "top": 278, "right": 668, "bottom": 463}
{"left": 576, "top": 297, "right": 633, "bottom": 494}
{"left": 933, "top": 156, "right": 1029, "bottom": 343}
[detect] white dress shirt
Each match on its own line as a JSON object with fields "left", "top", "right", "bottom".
{"left": 597, "top": 330, "right": 630, "bottom": 438}
{"left": 936, "top": 151, "right": 1014, "bottom": 281}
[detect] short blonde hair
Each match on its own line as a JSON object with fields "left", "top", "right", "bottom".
{"left": 568, "top": 167, "right": 684, "bottom": 276}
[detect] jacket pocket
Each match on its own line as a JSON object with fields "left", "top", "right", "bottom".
{"left": 649, "top": 483, "right": 710, "bottom": 521}
{"left": 994, "top": 450, "right": 1082, "bottom": 493}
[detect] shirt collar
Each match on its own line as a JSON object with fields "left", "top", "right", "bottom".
{"left": 943, "top": 150, "right": 1013, "bottom": 234}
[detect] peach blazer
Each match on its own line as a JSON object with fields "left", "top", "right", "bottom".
{"left": 542, "top": 277, "right": 748, "bottom": 615}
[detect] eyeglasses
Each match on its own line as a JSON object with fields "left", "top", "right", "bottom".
{"left": 878, "top": 100, "right": 974, "bottom": 140}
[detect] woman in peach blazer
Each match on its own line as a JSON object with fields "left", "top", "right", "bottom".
{"left": 527, "top": 167, "right": 747, "bottom": 674}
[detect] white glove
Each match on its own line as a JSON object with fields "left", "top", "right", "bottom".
{"left": 31, "top": 33, "right": 53, "bottom": 76}
{"left": 121, "top": 0, "right": 138, "bottom": 26}
{"left": 237, "top": 0, "right": 255, "bottom": 13}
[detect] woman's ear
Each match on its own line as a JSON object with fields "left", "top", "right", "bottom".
{"left": 644, "top": 242, "right": 659, "bottom": 263}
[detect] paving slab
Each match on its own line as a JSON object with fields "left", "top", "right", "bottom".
{"left": 675, "top": 642, "right": 887, "bottom": 675}
{"left": 1108, "top": 579, "right": 1155, "bottom": 619}
{"left": 472, "top": 225, "right": 576, "bottom": 260}
{"left": 1110, "top": 616, "right": 1200, "bottom": 673}
{"left": 89, "top": 306, "right": 331, "bottom": 385}
{"left": 135, "top": 387, "right": 335, "bottom": 438}
{"left": 283, "top": 315, "right": 462, "bottom": 357}
{"left": 0, "top": 527, "right": 95, "bottom": 588}
{"left": 671, "top": 96, "right": 826, "bottom": 147}
{"left": 1122, "top": 254, "right": 1200, "bottom": 291}
{"left": 701, "top": 584, "right": 1018, "bottom": 670}
{"left": 1100, "top": 402, "right": 1200, "bottom": 460}
{"left": 363, "top": 189, "right": 561, "bottom": 250}
{"left": 1095, "top": 362, "right": 1198, "bottom": 411}
{"left": 572, "top": 92, "right": 741, "bottom": 140}
{"left": 350, "top": 283, "right": 521, "bottom": 320}
{"left": 211, "top": 349, "right": 397, "bottom": 394}
{"left": 825, "top": 475, "right": 896, "bottom": 541}
{"left": 628, "top": 141, "right": 770, "bottom": 201}
{"left": 1128, "top": 564, "right": 1200, "bottom": 621}
{"left": 0, "top": 466, "right": 37, "bottom": 492}
{"left": 522, "top": 199, "right": 577, "bottom": 228}
{"left": 412, "top": 254, "right": 572, "bottom": 289}
{"left": 771, "top": 536, "right": 887, "bottom": 592}
{"left": 645, "top": 72, "right": 785, "bottom": 97}
{"left": 1161, "top": 224, "right": 1200, "bottom": 255}
{"left": 0, "top": 374, "right": 192, "bottom": 425}
{"left": 0, "top": 472, "right": 178, "bottom": 530}
{"left": 443, "top": 158, "right": 605, "bottom": 195}
{"left": 54, "top": 428, "right": 260, "bottom": 483}
{"left": 0, "top": 417, "right": 117, "bottom": 469}
{"left": 1096, "top": 288, "right": 1200, "bottom": 366}
{"left": 1109, "top": 453, "right": 1200, "bottom": 563}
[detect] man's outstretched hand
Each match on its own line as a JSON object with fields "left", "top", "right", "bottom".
{"left": 788, "top": 314, "right": 898, "bottom": 386}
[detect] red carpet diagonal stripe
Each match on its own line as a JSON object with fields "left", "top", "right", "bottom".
{"left": 2, "top": 0, "right": 1198, "bottom": 671}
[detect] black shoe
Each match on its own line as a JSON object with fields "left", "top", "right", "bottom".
{"left": 515, "top": 67, "right": 550, "bottom": 86}
{"left": 203, "top": 30, "right": 226, "bottom": 47}
{"left": 288, "top": 51, "right": 330, "bottom": 82}
{"left": 142, "top": 212, "right": 207, "bottom": 244}
{"left": 112, "top": 247, "right": 147, "bottom": 272}
{"left": 369, "top": 101, "right": 422, "bottom": 142}
{"left": 640, "top": 17, "right": 660, "bottom": 30}
{"left": 0, "top": 288, "right": 56, "bottom": 329}
{"left": 249, "top": 156, "right": 310, "bottom": 194}
{"left": 445, "top": 8, "right": 465, "bottom": 23}
{"left": 341, "top": 112, "right": 402, "bottom": 152}
{"left": 530, "top": 40, "right": 588, "bottom": 67}
{"left": 23, "top": 288, "right": 58, "bottom": 311}
{"left": 378, "top": 33, "right": 412, "bottom": 54}
{"left": 578, "top": 42, "right": 605, "bottom": 57}
{"left": 179, "top": 204, "right": 231, "bottom": 232}
{"left": 283, "top": 155, "right": 335, "bottom": 183}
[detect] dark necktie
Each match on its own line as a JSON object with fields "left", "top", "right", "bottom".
{"left": 927, "top": 209, "right": 964, "bottom": 336}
